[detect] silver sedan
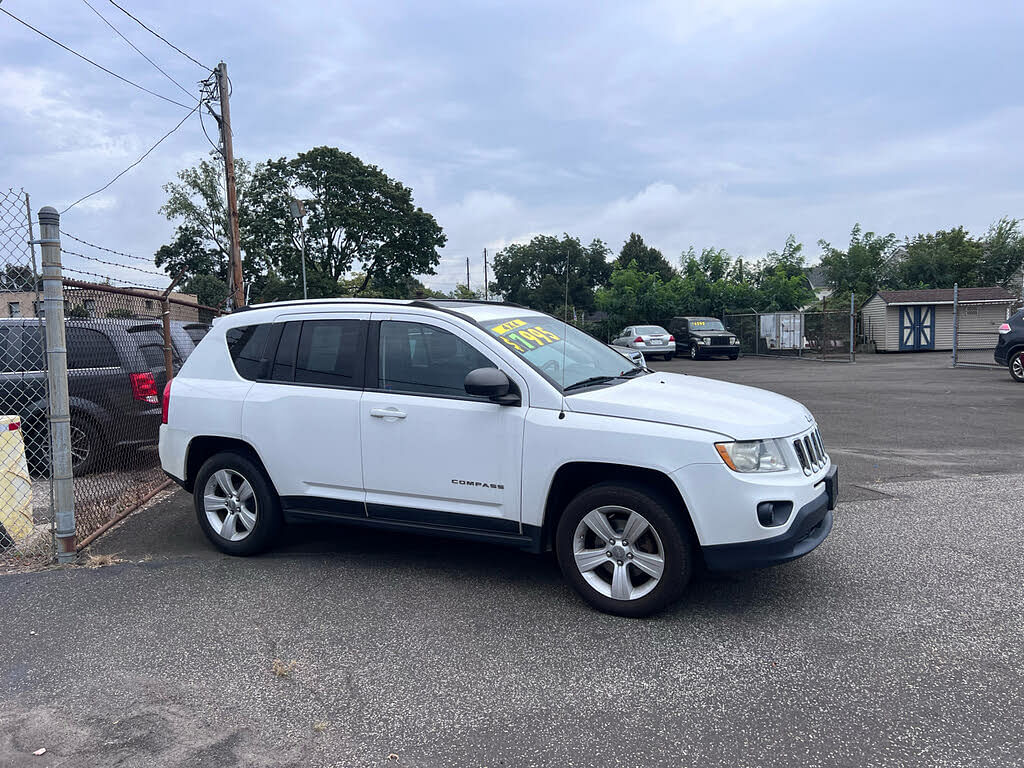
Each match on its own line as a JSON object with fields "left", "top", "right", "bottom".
{"left": 611, "top": 325, "right": 676, "bottom": 361}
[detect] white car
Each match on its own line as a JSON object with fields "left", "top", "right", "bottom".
{"left": 611, "top": 325, "right": 676, "bottom": 361}
{"left": 160, "top": 299, "right": 837, "bottom": 617}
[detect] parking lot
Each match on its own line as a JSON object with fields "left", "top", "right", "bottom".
{"left": 1, "top": 353, "right": 1022, "bottom": 767}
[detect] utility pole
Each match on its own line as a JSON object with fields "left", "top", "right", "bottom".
{"left": 483, "top": 248, "right": 488, "bottom": 301}
{"left": 215, "top": 62, "right": 244, "bottom": 310}
{"left": 466, "top": 256, "right": 470, "bottom": 292}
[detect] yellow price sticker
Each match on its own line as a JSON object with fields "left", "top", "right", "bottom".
{"left": 491, "top": 319, "right": 527, "bottom": 335}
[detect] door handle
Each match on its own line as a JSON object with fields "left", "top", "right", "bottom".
{"left": 370, "top": 407, "right": 406, "bottom": 419}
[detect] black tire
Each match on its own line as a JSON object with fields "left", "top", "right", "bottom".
{"left": 1011, "top": 351, "right": 1024, "bottom": 382}
{"left": 24, "top": 412, "right": 104, "bottom": 477}
{"left": 729, "top": 353, "right": 739, "bottom": 360}
{"left": 689, "top": 343, "right": 699, "bottom": 360}
{"left": 662, "top": 354, "right": 673, "bottom": 361}
{"left": 193, "top": 451, "right": 282, "bottom": 556}
{"left": 555, "top": 482, "right": 693, "bottom": 617}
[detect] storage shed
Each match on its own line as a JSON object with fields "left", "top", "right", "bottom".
{"left": 861, "top": 286, "right": 1016, "bottom": 352}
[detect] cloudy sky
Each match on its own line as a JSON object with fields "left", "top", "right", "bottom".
{"left": 2, "top": 0, "right": 1022, "bottom": 293}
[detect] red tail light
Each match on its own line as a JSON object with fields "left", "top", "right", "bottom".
{"left": 130, "top": 372, "right": 159, "bottom": 404}
{"left": 668, "top": 335, "right": 675, "bottom": 342}
{"left": 999, "top": 323, "right": 1011, "bottom": 334}
{"left": 161, "top": 380, "right": 172, "bottom": 424}
{"left": 634, "top": 336, "right": 643, "bottom": 343}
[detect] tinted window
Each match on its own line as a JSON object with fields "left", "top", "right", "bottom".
{"left": 0, "top": 327, "right": 15, "bottom": 372}
{"left": 294, "top": 320, "right": 364, "bottom": 387}
{"left": 379, "top": 321, "right": 494, "bottom": 398}
{"left": 66, "top": 327, "right": 120, "bottom": 369}
{"left": 183, "top": 324, "right": 210, "bottom": 344}
{"left": 271, "top": 321, "right": 301, "bottom": 381}
{"left": 226, "top": 324, "right": 271, "bottom": 380}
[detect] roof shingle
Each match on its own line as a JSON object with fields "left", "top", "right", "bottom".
{"left": 875, "top": 286, "right": 1016, "bottom": 305}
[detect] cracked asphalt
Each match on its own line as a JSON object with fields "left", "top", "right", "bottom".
{"left": 1, "top": 353, "right": 1022, "bottom": 767}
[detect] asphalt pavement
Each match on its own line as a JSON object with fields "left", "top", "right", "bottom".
{"left": 1, "top": 353, "right": 1022, "bottom": 767}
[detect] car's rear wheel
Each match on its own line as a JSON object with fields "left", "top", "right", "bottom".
{"left": 194, "top": 451, "right": 282, "bottom": 555}
{"left": 1011, "top": 351, "right": 1024, "bottom": 382}
{"left": 555, "top": 482, "right": 692, "bottom": 617}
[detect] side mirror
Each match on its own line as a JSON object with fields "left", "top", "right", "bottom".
{"left": 464, "top": 367, "right": 520, "bottom": 405}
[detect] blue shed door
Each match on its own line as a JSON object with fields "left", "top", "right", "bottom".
{"left": 899, "top": 306, "right": 935, "bottom": 351}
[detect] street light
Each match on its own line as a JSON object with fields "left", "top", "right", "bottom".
{"left": 288, "top": 197, "right": 308, "bottom": 300}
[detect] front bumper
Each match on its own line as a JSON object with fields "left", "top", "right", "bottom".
{"left": 701, "top": 465, "right": 838, "bottom": 570}
{"left": 699, "top": 344, "right": 739, "bottom": 355}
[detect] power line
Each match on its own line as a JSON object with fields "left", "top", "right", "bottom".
{"left": 0, "top": 6, "right": 194, "bottom": 110}
{"left": 61, "top": 100, "right": 202, "bottom": 215}
{"left": 59, "top": 231, "right": 154, "bottom": 262}
{"left": 105, "top": 0, "right": 210, "bottom": 70}
{"left": 62, "top": 248, "right": 168, "bottom": 277}
{"left": 80, "top": 0, "right": 199, "bottom": 103}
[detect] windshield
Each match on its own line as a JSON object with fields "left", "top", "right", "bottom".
{"left": 688, "top": 319, "right": 725, "bottom": 332}
{"left": 481, "top": 315, "right": 645, "bottom": 392}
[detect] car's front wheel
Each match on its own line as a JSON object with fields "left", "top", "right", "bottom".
{"left": 555, "top": 482, "right": 692, "bottom": 617}
{"left": 689, "top": 343, "right": 699, "bottom": 360}
{"left": 1011, "top": 351, "right": 1024, "bottom": 382}
{"left": 194, "top": 452, "right": 282, "bottom": 555}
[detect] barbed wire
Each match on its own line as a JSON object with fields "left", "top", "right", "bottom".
{"left": 61, "top": 265, "right": 164, "bottom": 291}
{"left": 62, "top": 248, "right": 168, "bottom": 277}
{"left": 59, "top": 231, "right": 155, "bottom": 263}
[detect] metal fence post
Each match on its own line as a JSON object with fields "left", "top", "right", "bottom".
{"left": 849, "top": 292, "right": 855, "bottom": 363}
{"left": 162, "top": 298, "right": 174, "bottom": 383}
{"left": 951, "top": 283, "right": 959, "bottom": 368}
{"left": 37, "top": 207, "right": 75, "bottom": 562}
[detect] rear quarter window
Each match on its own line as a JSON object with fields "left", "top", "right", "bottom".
{"left": 226, "top": 324, "right": 272, "bottom": 380}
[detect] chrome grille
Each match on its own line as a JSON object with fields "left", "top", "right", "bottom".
{"left": 794, "top": 427, "right": 827, "bottom": 475}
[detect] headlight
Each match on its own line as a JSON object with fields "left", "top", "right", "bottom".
{"left": 729, "top": 337, "right": 739, "bottom": 345}
{"left": 715, "top": 440, "right": 788, "bottom": 472}
{"left": 701, "top": 337, "right": 710, "bottom": 344}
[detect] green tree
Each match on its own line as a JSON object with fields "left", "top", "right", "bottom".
{"left": 245, "top": 147, "right": 446, "bottom": 300}
{"left": 614, "top": 233, "right": 675, "bottom": 282}
{"left": 181, "top": 273, "right": 229, "bottom": 308}
{"left": 155, "top": 158, "right": 254, "bottom": 287}
{"left": 491, "top": 234, "right": 612, "bottom": 318}
{"left": 979, "top": 217, "right": 1024, "bottom": 288}
{"left": 448, "top": 283, "right": 480, "bottom": 299}
{"left": 0, "top": 264, "right": 36, "bottom": 291}
{"left": 889, "top": 227, "right": 983, "bottom": 289}
{"left": 818, "top": 224, "right": 897, "bottom": 299}
{"left": 105, "top": 308, "right": 133, "bottom": 318}
{"left": 68, "top": 304, "right": 90, "bottom": 319}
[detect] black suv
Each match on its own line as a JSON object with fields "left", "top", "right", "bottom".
{"left": 668, "top": 316, "right": 740, "bottom": 360}
{"left": 995, "top": 309, "right": 1024, "bottom": 382}
{"left": 0, "top": 318, "right": 209, "bottom": 474}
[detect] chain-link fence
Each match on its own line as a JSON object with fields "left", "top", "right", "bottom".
{"left": 952, "top": 286, "right": 1019, "bottom": 369}
{"left": 60, "top": 280, "right": 217, "bottom": 548}
{"left": 0, "top": 189, "right": 53, "bottom": 569}
{"left": 724, "top": 302, "right": 856, "bottom": 362}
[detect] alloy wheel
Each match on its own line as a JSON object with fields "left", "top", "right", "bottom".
{"left": 572, "top": 505, "right": 665, "bottom": 601}
{"left": 1013, "top": 353, "right": 1024, "bottom": 381}
{"left": 203, "top": 469, "right": 258, "bottom": 542}
{"left": 69, "top": 423, "right": 91, "bottom": 469}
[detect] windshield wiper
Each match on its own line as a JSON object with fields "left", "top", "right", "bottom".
{"left": 563, "top": 375, "right": 622, "bottom": 392}
{"left": 621, "top": 367, "right": 647, "bottom": 377}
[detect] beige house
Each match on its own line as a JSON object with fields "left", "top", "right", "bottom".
{"left": 1, "top": 285, "right": 200, "bottom": 322}
{"left": 861, "top": 286, "right": 1017, "bottom": 352}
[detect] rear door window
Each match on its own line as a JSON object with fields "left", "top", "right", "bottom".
{"left": 65, "top": 327, "right": 120, "bottom": 369}
{"left": 270, "top": 321, "right": 301, "bottom": 382}
{"left": 226, "top": 324, "right": 272, "bottom": 380}
{"left": 294, "top": 320, "right": 365, "bottom": 387}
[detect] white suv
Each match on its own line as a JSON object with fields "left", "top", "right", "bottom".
{"left": 160, "top": 299, "right": 837, "bottom": 617}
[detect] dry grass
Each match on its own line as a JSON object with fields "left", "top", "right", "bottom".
{"left": 312, "top": 721, "right": 329, "bottom": 734}
{"left": 271, "top": 658, "right": 298, "bottom": 678}
{"left": 82, "top": 552, "right": 122, "bottom": 568}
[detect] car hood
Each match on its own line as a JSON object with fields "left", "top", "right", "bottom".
{"left": 565, "top": 372, "right": 812, "bottom": 440}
